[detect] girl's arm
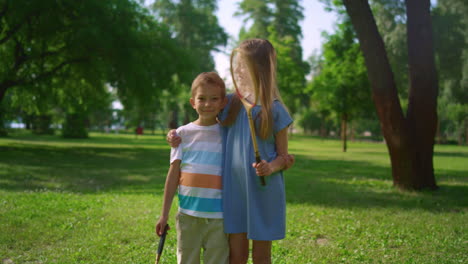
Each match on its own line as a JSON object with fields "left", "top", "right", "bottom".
{"left": 253, "top": 126, "right": 294, "bottom": 176}
{"left": 155, "top": 160, "right": 181, "bottom": 236}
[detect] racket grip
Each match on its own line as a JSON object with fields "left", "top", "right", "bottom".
{"left": 158, "top": 224, "right": 169, "bottom": 254}
{"left": 260, "top": 176, "right": 266, "bottom": 186}
{"left": 255, "top": 156, "right": 266, "bottom": 186}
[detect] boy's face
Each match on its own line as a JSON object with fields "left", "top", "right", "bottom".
{"left": 190, "top": 84, "right": 227, "bottom": 121}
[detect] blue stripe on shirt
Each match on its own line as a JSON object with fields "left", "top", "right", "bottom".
{"left": 181, "top": 151, "right": 222, "bottom": 166}
{"left": 179, "top": 194, "right": 222, "bottom": 213}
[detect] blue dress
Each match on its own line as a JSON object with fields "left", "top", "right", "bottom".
{"left": 219, "top": 94, "right": 293, "bottom": 241}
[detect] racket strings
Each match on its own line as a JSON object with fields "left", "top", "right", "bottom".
{"left": 232, "top": 52, "right": 257, "bottom": 105}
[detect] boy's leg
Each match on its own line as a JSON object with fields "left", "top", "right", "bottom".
{"left": 202, "top": 218, "right": 229, "bottom": 264}
{"left": 176, "top": 213, "right": 202, "bottom": 264}
{"left": 228, "top": 233, "right": 249, "bottom": 264}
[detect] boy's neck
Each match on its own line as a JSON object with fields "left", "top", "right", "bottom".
{"left": 193, "top": 117, "right": 218, "bottom": 126}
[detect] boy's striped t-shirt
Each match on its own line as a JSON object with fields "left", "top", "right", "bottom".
{"left": 170, "top": 122, "right": 223, "bottom": 219}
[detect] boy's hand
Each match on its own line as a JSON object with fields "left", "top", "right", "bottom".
{"left": 252, "top": 160, "right": 273, "bottom": 177}
{"left": 155, "top": 217, "right": 170, "bottom": 237}
{"left": 166, "top": 129, "right": 181, "bottom": 148}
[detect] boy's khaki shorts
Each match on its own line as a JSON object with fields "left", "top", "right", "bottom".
{"left": 176, "top": 212, "right": 229, "bottom": 264}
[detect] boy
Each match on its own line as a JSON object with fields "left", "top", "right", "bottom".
{"left": 155, "top": 72, "right": 228, "bottom": 264}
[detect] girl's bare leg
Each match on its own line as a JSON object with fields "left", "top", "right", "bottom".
{"left": 252, "top": 240, "right": 272, "bottom": 264}
{"left": 229, "top": 233, "right": 249, "bottom": 264}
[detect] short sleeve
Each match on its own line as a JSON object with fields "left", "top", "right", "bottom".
{"left": 273, "top": 100, "right": 293, "bottom": 135}
{"left": 170, "top": 146, "right": 182, "bottom": 164}
{"left": 218, "top": 93, "right": 234, "bottom": 122}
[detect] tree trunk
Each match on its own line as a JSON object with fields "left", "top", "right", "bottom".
{"left": 0, "top": 85, "right": 6, "bottom": 102}
{"left": 320, "top": 117, "right": 327, "bottom": 137}
{"left": 168, "top": 110, "right": 178, "bottom": 129}
{"left": 341, "top": 113, "right": 348, "bottom": 152}
{"left": 343, "top": 0, "right": 438, "bottom": 190}
{"left": 0, "top": 80, "right": 15, "bottom": 102}
{"left": 465, "top": 118, "right": 468, "bottom": 145}
{"left": 405, "top": 0, "right": 438, "bottom": 189}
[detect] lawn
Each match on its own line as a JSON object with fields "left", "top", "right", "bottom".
{"left": 0, "top": 131, "right": 467, "bottom": 263}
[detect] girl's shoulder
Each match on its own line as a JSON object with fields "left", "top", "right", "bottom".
{"left": 219, "top": 93, "right": 236, "bottom": 121}
{"left": 272, "top": 100, "right": 290, "bottom": 117}
{"left": 272, "top": 100, "right": 293, "bottom": 133}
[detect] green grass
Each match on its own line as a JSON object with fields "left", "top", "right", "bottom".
{"left": 1, "top": 131, "right": 467, "bottom": 264}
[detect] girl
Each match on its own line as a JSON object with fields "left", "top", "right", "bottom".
{"left": 168, "top": 39, "right": 293, "bottom": 263}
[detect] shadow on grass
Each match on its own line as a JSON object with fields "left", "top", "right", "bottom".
{"left": 0, "top": 143, "right": 169, "bottom": 194}
{"left": 285, "top": 154, "right": 468, "bottom": 212}
{"left": 2, "top": 132, "right": 167, "bottom": 147}
{"left": 433, "top": 151, "right": 468, "bottom": 158}
{"left": 1, "top": 136, "right": 467, "bottom": 213}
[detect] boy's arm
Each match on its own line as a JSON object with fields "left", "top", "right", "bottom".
{"left": 155, "top": 160, "right": 181, "bottom": 236}
{"left": 252, "top": 127, "right": 294, "bottom": 176}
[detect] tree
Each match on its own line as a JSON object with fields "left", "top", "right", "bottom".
{"left": 309, "top": 19, "right": 373, "bottom": 152}
{"left": 0, "top": 0, "right": 188, "bottom": 137}
{"left": 369, "top": 0, "right": 467, "bottom": 145}
{"left": 342, "top": 0, "right": 438, "bottom": 190}
{"left": 235, "top": 0, "right": 272, "bottom": 40}
{"left": 152, "top": 0, "right": 227, "bottom": 128}
{"left": 269, "top": 0, "right": 309, "bottom": 114}
{"left": 0, "top": 0, "right": 182, "bottom": 103}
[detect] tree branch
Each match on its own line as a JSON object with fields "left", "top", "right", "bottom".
{"left": 34, "top": 57, "right": 88, "bottom": 84}
{"left": 0, "top": 56, "right": 88, "bottom": 102}
{"left": 0, "top": 17, "right": 27, "bottom": 45}
{"left": 0, "top": 8, "right": 41, "bottom": 45}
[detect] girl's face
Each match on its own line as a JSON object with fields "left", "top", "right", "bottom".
{"left": 190, "top": 84, "right": 226, "bottom": 124}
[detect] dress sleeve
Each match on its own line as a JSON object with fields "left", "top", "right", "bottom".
{"left": 218, "top": 93, "right": 234, "bottom": 122}
{"left": 273, "top": 100, "right": 293, "bottom": 135}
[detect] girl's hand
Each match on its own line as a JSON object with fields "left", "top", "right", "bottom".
{"left": 166, "top": 129, "right": 181, "bottom": 148}
{"left": 155, "top": 217, "right": 170, "bottom": 237}
{"left": 252, "top": 160, "right": 273, "bottom": 177}
{"left": 282, "top": 154, "right": 295, "bottom": 170}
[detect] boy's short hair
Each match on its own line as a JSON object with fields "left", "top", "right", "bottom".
{"left": 191, "top": 72, "right": 226, "bottom": 98}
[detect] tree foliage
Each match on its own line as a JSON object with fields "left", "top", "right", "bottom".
{"left": 0, "top": 0, "right": 187, "bottom": 135}
{"left": 152, "top": 0, "right": 228, "bottom": 78}
{"left": 269, "top": 0, "right": 309, "bottom": 114}
{"left": 0, "top": 0, "right": 182, "bottom": 101}
{"left": 235, "top": 0, "right": 272, "bottom": 40}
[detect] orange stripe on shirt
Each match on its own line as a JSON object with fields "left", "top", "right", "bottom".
{"left": 180, "top": 172, "right": 222, "bottom": 190}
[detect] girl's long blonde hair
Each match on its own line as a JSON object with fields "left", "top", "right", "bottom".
{"left": 222, "top": 38, "right": 286, "bottom": 139}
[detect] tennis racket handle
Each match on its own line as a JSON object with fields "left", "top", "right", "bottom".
{"left": 260, "top": 176, "right": 266, "bottom": 186}
{"left": 255, "top": 156, "right": 266, "bottom": 186}
{"left": 158, "top": 225, "right": 169, "bottom": 254}
{"left": 255, "top": 156, "right": 261, "bottom": 163}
